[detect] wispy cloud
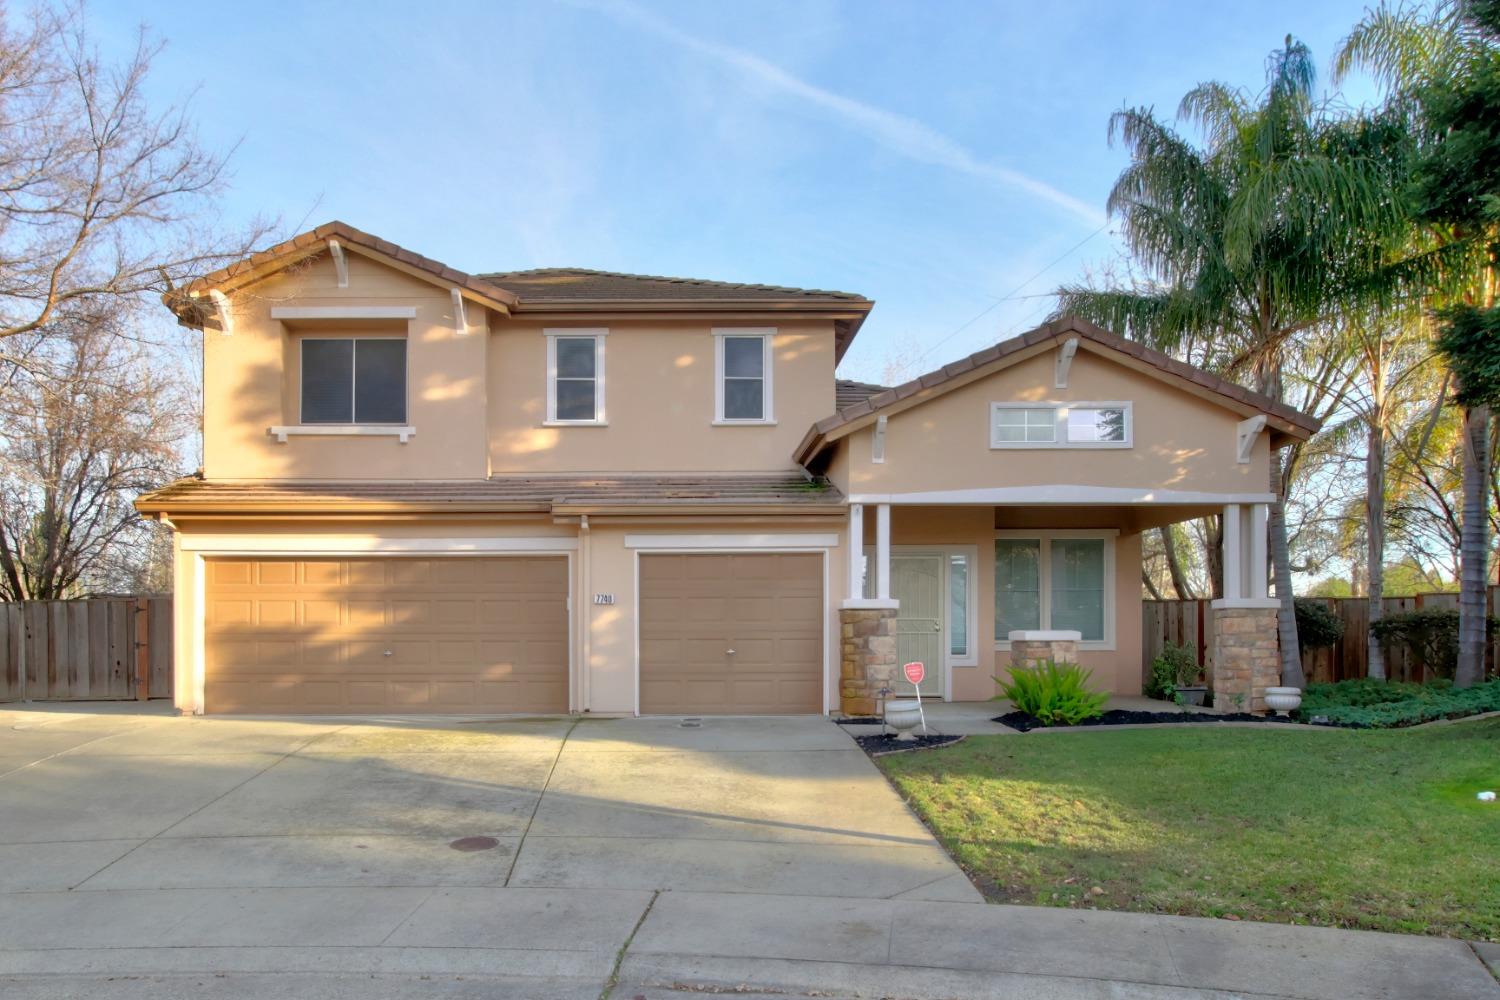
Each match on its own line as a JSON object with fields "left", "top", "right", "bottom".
{"left": 565, "top": 0, "right": 1106, "bottom": 229}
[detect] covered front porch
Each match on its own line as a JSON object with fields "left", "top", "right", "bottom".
{"left": 836, "top": 490, "right": 1282, "bottom": 715}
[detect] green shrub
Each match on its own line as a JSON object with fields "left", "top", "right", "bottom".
{"left": 1296, "top": 678, "right": 1500, "bottom": 728}
{"left": 1294, "top": 599, "right": 1345, "bottom": 651}
{"left": 996, "top": 660, "right": 1108, "bottom": 726}
{"left": 1369, "top": 607, "right": 1499, "bottom": 678}
{"left": 1145, "top": 641, "right": 1200, "bottom": 700}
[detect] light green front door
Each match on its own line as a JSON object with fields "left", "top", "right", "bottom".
{"left": 892, "top": 554, "right": 944, "bottom": 697}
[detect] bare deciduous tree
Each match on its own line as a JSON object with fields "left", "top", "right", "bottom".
{"left": 0, "top": 308, "right": 190, "bottom": 599}
{"left": 0, "top": 4, "right": 267, "bottom": 355}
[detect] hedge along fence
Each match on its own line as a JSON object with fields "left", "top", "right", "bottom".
{"left": 0, "top": 598, "right": 173, "bottom": 702}
{"left": 1142, "top": 589, "right": 1500, "bottom": 686}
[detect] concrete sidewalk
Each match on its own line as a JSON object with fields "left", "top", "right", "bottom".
{"left": 2, "top": 887, "right": 1496, "bottom": 999}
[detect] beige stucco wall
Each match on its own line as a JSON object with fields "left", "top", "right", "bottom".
{"left": 832, "top": 346, "right": 1271, "bottom": 496}
{"left": 487, "top": 319, "right": 834, "bottom": 473}
{"left": 204, "top": 253, "right": 491, "bottom": 480}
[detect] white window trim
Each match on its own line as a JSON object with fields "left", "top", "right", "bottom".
{"left": 994, "top": 529, "right": 1117, "bottom": 651}
{"left": 270, "top": 424, "right": 415, "bottom": 444}
{"left": 544, "top": 329, "right": 608, "bottom": 426}
{"left": 299, "top": 335, "right": 409, "bottom": 428}
{"left": 712, "top": 328, "right": 776, "bottom": 425}
{"left": 989, "top": 401, "right": 1133, "bottom": 450}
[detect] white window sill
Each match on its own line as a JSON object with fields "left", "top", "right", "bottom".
{"left": 712, "top": 419, "right": 778, "bottom": 426}
{"left": 543, "top": 420, "right": 608, "bottom": 428}
{"left": 989, "top": 442, "right": 1132, "bottom": 450}
{"left": 269, "top": 425, "right": 415, "bottom": 444}
{"left": 995, "top": 641, "right": 1115, "bottom": 653}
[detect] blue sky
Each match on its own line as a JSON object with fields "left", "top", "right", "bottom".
{"left": 96, "top": 0, "right": 1380, "bottom": 383}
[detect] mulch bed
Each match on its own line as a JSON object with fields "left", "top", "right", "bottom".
{"left": 853, "top": 732, "right": 965, "bottom": 756}
{"left": 994, "top": 709, "right": 1299, "bottom": 733}
{"left": 834, "top": 716, "right": 884, "bottom": 725}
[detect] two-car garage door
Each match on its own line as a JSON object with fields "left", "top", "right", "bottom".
{"left": 204, "top": 557, "right": 569, "bottom": 714}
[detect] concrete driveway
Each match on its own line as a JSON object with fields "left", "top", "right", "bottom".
{"left": 0, "top": 703, "right": 974, "bottom": 998}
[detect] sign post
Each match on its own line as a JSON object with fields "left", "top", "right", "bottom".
{"left": 902, "top": 661, "right": 928, "bottom": 735}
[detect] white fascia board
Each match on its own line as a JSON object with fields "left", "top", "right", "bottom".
{"left": 624, "top": 533, "right": 839, "bottom": 550}
{"left": 850, "top": 486, "right": 1277, "bottom": 505}
{"left": 180, "top": 535, "right": 578, "bottom": 554}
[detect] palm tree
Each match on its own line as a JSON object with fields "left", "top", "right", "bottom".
{"left": 1056, "top": 38, "right": 1404, "bottom": 688}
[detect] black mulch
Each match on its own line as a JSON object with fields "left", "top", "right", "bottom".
{"left": 994, "top": 709, "right": 1299, "bottom": 733}
{"left": 853, "top": 733, "right": 966, "bottom": 756}
{"left": 834, "top": 716, "right": 884, "bottom": 725}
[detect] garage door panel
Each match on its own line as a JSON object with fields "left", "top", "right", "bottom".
{"left": 206, "top": 557, "right": 569, "bottom": 714}
{"left": 639, "top": 552, "right": 822, "bottom": 715}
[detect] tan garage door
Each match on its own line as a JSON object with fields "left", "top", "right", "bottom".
{"left": 639, "top": 552, "right": 822, "bottom": 715}
{"left": 205, "top": 557, "right": 569, "bottom": 714}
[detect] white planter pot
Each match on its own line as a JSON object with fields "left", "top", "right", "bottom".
{"left": 884, "top": 699, "right": 923, "bottom": 741}
{"left": 1263, "top": 686, "right": 1302, "bottom": 716}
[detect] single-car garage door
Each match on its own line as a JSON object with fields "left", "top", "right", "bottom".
{"left": 639, "top": 552, "right": 822, "bottom": 715}
{"left": 204, "top": 557, "right": 569, "bottom": 714}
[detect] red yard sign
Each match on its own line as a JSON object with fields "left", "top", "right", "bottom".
{"left": 903, "top": 661, "right": 925, "bottom": 685}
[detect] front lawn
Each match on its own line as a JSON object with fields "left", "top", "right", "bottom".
{"left": 880, "top": 718, "right": 1500, "bottom": 939}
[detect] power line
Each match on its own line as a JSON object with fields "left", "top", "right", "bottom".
{"left": 913, "top": 221, "right": 1111, "bottom": 365}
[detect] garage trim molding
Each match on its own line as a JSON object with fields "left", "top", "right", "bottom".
{"left": 173, "top": 534, "right": 577, "bottom": 716}
{"left": 630, "top": 537, "right": 835, "bottom": 717}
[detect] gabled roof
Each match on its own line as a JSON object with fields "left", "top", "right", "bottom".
{"left": 168, "top": 223, "right": 874, "bottom": 358}
{"left": 835, "top": 378, "right": 890, "bottom": 409}
{"left": 135, "top": 473, "right": 845, "bottom": 517}
{"left": 480, "top": 267, "right": 868, "bottom": 303}
{"left": 167, "top": 221, "right": 520, "bottom": 323}
{"left": 796, "top": 316, "right": 1322, "bottom": 467}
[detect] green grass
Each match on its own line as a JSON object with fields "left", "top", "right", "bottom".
{"left": 879, "top": 719, "right": 1500, "bottom": 939}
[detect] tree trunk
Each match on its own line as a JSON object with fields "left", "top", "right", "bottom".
{"left": 1142, "top": 568, "right": 1163, "bottom": 600}
{"left": 1366, "top": 411, "right": 1387, "bottom": 681}
{"left": 1269, "top": 448, "right": 1305, "bottom": 688}
{"left": 1204, "top": 515, "right": 1224, "bottom": 599}
{"left": 1160, "top": 525, "right": 1196, "bottom": 599}
{"left": 1456, "top": 404, "right": 1491, "bottom": 688}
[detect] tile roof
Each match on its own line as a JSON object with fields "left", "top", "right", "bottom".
{"left": 796, "top": 316, "right": 1323, "bottom": 466}
{"left": 835, "top": 379, "right": 890, "bottom": 410}
{"left": 481, "top": 267, "right": 868, "bottom": 303}
{"left": 136, "top": 473, "right": 845, "bottom": 515}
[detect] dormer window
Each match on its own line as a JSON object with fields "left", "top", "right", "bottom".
{"left": 301, "top": 337, "right": 407, "bottom": 424}
{"left": 713, "top": 329, "right": 775, "bottom": 424}
{"left": 990, "top": 402, "right": 1131, "bottom": 449}
{"left": 545, "top": 329, "right": 607, "bottom": 425}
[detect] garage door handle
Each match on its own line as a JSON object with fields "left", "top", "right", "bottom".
{"left": 383, "top": 650, "right": 393, "bottom": 657}
{"left": 726, "top": 649, "right": 736, "bottom": 656}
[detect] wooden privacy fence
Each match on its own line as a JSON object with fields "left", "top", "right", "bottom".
{"left": 1143, "top": 588, "right": 1500, "bottom": 686}
{"left": 0, "top": 598, "right": 173, "bottom": 702}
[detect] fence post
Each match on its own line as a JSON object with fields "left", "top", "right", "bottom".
{"left": 134, "top": 597, "right": 150, "bottom": 701}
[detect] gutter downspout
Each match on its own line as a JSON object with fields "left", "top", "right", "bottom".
{"left": 579, "top": 514, "right": 591, "bottom": 712}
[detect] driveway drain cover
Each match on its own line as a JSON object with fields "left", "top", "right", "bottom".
{"left": 679, "top": 718, "right": 702, "bottom": 728}
{"left": 449, "top": 836, "right": 499, "bottom": 852}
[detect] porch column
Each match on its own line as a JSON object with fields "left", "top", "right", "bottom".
{"left": 838, "top": 501, "right": 897, "bottom": 716}
{"left": 1211, "top": 501, "right": 1280, "bottom": 714}
{"left": 846, "top": 503, "right": 864, "bottom": 600}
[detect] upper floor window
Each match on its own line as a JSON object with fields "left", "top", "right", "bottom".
{"left": 546, "top": 330, "right": 607, "bottom": 425}
{"left": 301, "top": 337, "right": 407, "bottom": 424}
{"left": 989, "top": 402, "right": 1131, "bottom": 449}
{"left": 714, "top": 329, "right": 774, "bottom": 424}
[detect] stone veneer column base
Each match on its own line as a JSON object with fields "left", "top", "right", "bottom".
{"left": 1008, "top": 633, "right": 1081, "bottom": 668}
{"left": 1211, "top": 605, "right": 1281, "bottom": 714}
{"left": 839, "top": 607, "right": 897, "bottom": 716}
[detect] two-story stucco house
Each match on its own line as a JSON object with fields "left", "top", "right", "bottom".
{"left": 136, "top": 222, "right": 1319, "bottom": 717}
